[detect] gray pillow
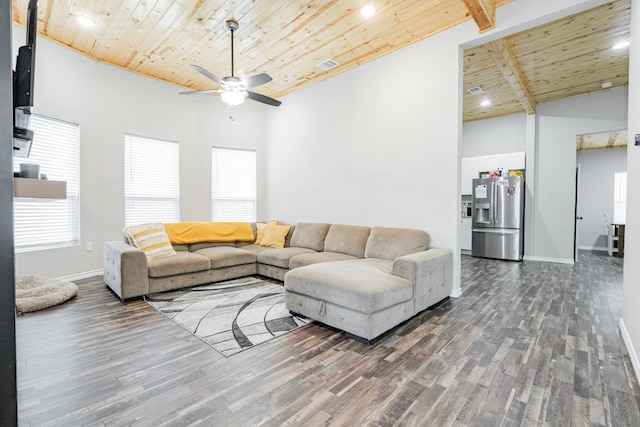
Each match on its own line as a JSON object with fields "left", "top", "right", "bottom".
{"left": 290, "top": 223, "right": 331, "bottom": 251}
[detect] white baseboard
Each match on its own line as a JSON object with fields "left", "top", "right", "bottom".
{"left": 523, "top": 255, "right": 574, "bottom": 264}
{"left": 57, "top": 269, "right": 103, "bottom": 281}
{"left": 578, "top": 245, "right": 607, "bottom": 252}
{"left": 619, "top": 318, "right": 640, "bottom": 387}
{"left": 450, "top": 287, "right": 462, "bottom": 298}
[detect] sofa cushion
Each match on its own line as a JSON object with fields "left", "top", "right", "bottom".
{"left": 193, "top": 246, "right": 257, "bottom": 269}
{"left": 236, "top": 244, "right": 270, "bottom": 255}
{"left": 123, "top": 222, "right": 176, "bottom": 261}
{"left": 257, "top": 247, "right": 317, "bottom": 268}
{"left": 364, "top": 227, "right": 430, "bottom": 260}
{"left": 284, "top": 260, "right": 412, "bottom": 314}
{"left": 289, "top": 252, "right": 358, "bottom": 269}
{"left": 324, "top": 224, "right": 371, "bottom": 257}
{"left": 290, "top": 222, "right": 331, "bottom": 251}
{"left": 148, "top": 251, "right": 211, "bottom": 278}
{"left": 189, "top": 242, "right": 236, "bottom": 252}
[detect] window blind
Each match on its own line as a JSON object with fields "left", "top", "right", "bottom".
{"left": 613, "top": 172, "right": 627, "bottom": 224}
{"left": 13, "top": 115, "right": 80, "bottom": 252}
{"left": 211, "top": 147, "right": 256, "bottom": 222}
{"left": 124, "top": 134, "right": 180, "bottom": 226}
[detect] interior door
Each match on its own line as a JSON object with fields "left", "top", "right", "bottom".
{"left": 574, "top": 164, "right": 582, "bottom": 262}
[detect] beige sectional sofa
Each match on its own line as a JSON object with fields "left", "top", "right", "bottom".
{"left": 103, "top": 222, "right": 453, "bottom": 341}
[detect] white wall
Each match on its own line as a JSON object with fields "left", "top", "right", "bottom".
{"left": 462, "top": 113, "right": 527, "bottom": 158}
{"left": 12, "top": 25, "right": 268, "bottom": 278}
{"left": 621, "top": 0, "right": 640, "bottom": 389}
{"left": 576, "top": 148, "right": 627, "bottom": 250}
{"left": 532, "top": 88, "right": 628, "bottom": 262}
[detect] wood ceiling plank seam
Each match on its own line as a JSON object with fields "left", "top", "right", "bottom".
{"left": 461, "top": 0, "right": 495, "bottom": 32}
{"left": 484, "top": 39, "right": 535, "bottom": 114}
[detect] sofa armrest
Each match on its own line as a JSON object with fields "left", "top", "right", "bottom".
{"left": 103, "top": 241, "right": 149, "bottom": 300}
{"left": 392, "top": 248, "right": 453, "bottom": 314}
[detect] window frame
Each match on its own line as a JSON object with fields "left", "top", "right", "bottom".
{"left": 124, "top": 133, "right": 180, "bottom": 227}
{"left": 13, "top": 114, "right": 80, "bottom": 252}
{"left": 211, "top": 146, "right": 257, "bottom": 222}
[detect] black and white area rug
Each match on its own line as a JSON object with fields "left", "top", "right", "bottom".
{"left": 145, "top": 277, "right": 311, "bottom": 357}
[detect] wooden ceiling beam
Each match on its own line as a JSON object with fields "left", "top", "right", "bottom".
{"left": 462, "top": 0, "right": 495, "bottom": 32}
{"left": 485, "top": 38, "right": 536, "bottom": 114}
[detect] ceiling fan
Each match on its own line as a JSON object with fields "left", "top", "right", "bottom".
{"left": 179, "top": 19, "right": 281, "bottom": 107}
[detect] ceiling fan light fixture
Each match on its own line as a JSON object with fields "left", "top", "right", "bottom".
{"left": 221, "top": 90, "right": 246, "bottom": 106}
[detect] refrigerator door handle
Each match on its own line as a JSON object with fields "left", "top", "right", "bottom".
{"left": 492, "top": 180, "right": 497, "bottom": 224}
{"left": 473, "top": 228, "right": 519, "bottom": 235}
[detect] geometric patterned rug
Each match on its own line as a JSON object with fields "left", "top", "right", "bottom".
{"left": 145, "top": 276, "right": 311, "bottom": 357}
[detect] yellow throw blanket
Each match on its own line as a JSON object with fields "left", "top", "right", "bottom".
{"left": 164, "top": 222, "right": 254, "bottom": 245}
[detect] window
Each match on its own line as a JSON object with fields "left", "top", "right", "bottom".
{"left": 13, "top": 115, "right": 80, "bottom": 252}
{"left": 613, "top": 172, "right": 627, "bottom": 224}
{"left": 211, "top": 147, "right": 256, "bottom": 222}
{"left": 124, "top": 134, "right": 179, "bottom": 226}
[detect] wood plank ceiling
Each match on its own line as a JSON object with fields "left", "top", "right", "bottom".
{"left": 463, "top": 0, "right": 631, "bottom": 122}
{"left": 11, "top": 0, "right": 630, "bottom": 123}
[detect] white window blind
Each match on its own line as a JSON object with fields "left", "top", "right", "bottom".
{"left": 211, "top": 147, "right": 256, "bottom": 222}
{"left": 13, "top": 115, "right": 80, "bottom": 252}
{"left": 613, "top": 172, "right": 627, "bottom": 224}
{"left": 124, "top": 134, "right": 180, "bottom": 226}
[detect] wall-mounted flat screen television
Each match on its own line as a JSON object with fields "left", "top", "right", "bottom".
{"left": 13, "top": 0, "right": 38, "bottom": 158}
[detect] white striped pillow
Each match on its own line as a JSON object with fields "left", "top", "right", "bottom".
{"left": 123, "top": 222, "right": 176, "bottom": 261}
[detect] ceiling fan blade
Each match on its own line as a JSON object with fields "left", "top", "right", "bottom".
{"left": 190, "top": 65, "right": 223, "bottom": 85}
{"left": 244, "top": 73, "right": 272, "bottom": 89}
{"left": 178, "top": 89, "right": 221, "bottom": 95}
{"left": 247, "top": 91, "right": 281, "bottom": 107}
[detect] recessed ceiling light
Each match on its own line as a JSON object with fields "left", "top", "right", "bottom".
{"left": 76, "top": 16, "right": 96, "bottom": 28}
{"left": 612, "top": 40, "right": 630, "bottom": 50}
{"left": 601, "top": 81, "right": 613, "bottom": 89}
{"left": 360, "top": 4, "right": 377, "bottom": 18}
{"left": 480, "top": 99, "right": 491, "bottom": 107}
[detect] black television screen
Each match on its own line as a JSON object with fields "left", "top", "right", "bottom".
{"left": 14, "top": 0, "right": 37, "bottom": 109}
{"left": 13, "top": 0, "right": 38, "bottom": 158}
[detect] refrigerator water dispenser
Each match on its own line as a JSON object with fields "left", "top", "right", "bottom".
{"left": 475, "top": 203, "right": 491, "bottom": 225}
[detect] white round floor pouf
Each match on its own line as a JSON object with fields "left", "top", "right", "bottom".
{"left": 15, "top": 275, "right": 78, "bottom": 314}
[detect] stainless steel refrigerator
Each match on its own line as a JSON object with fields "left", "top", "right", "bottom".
{"left": 471, "top": 176, "right": 524, "bottom": 261}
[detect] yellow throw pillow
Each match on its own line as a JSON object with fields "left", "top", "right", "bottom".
{"left": 260, "top": 223, "right": 290, "bottom": 248}
{"left": 123, "top": 222, "right": 176, "bottom": 261}
{"left": 255, "top": 220, "right": 278, "bottom": 245}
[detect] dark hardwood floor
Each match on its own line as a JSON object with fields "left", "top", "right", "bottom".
{"left": 16, "top": 251, "right": 640, "bottom": 426}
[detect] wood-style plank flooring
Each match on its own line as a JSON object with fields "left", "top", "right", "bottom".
{"left": 16, "top": 251, "right": 640, "bottom": 426}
